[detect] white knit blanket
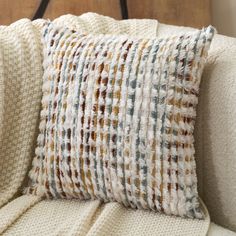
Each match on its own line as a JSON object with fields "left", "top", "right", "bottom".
{"left": 0, "top": 13, "right": 210, "bottom": 236}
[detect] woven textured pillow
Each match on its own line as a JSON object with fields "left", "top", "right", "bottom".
{"left": 26, "top": 22, "right": 215, "bottom": 218}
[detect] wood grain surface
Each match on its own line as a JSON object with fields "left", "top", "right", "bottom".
{"left": 0, "top": 0, "right": 40, "bottom": 25}
{"left": 128, "top": 0, "right": 211, "bottom": 28}
{"left": 0, "top": 0, "right": 211, "bottom": 28}
{"left": 44, "top": 0, "right": 121, "bottom": 20}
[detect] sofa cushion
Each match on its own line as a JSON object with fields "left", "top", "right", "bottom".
{"left": 0, "top": 196, "right": 210, "bottom": 236}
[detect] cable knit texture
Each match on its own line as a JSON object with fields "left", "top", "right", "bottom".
{"left": 0, "top": 12, "right": 235, "bottom": 235}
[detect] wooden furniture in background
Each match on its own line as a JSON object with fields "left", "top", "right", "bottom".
{"left": 0, "top": 0, "right": 211, "bottom": 28}
{"left": 0, "top": 0, "right": 39, "bottom": 24}
{"left": 127, "top": 0, "right": 211, "bottom": 28}
{"left": 44, "top": 0, "right": 122, "bottom": 20}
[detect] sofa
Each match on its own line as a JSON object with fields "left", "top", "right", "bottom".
{"left": 0, "top": 13, "right": 236, "bottom": 235}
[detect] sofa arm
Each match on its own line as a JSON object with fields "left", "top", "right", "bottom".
{"left": 196, "top": 33, "right": 236, "bottom": 232}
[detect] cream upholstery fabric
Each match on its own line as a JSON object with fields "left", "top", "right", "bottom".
{"left": 198, "top": 34, "right": 236, "bottom": 232}
{"left": 208, "top": 223, "right": 236, "bottom": 236}
{"left": 0, "top": 13, "right": 236, "bottom": 235}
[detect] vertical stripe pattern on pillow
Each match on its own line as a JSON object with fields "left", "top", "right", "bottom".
{"left": 26, "top": 22, "right": 215, "bottom": 218}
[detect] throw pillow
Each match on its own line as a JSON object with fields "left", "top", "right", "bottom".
{"left": 26, "top": 22, "right": 215, "bottom": 218}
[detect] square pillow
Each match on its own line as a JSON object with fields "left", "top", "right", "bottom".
{"left": 26, "top": 22, "right": 215, "bottom": 218}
